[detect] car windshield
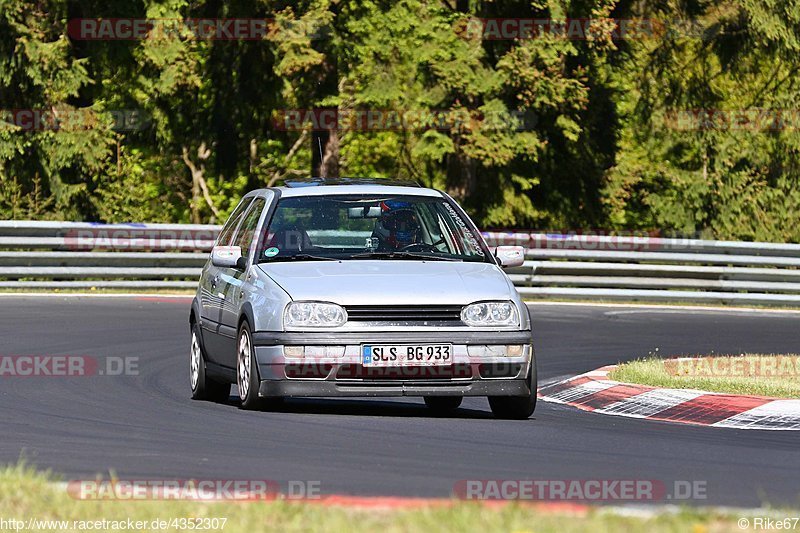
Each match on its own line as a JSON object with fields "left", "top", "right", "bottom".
{"left": 257, "top": 194, "right": 490, "bottom": 263}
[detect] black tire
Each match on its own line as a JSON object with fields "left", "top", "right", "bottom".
{"left": 190, "top": 322, "right": 230, "bottom": 403}
{"left": 488, "top": 364, "right": 537, "bottom": 420}
{"left": 424, "top": 396, "right": 463, "bottom": 412}
{"left": 237, "top": 322, "right": 263, "bottom": 410}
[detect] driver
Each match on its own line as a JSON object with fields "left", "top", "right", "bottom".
{"left": 373, "top": 201, "right": 422, "bottom": 251}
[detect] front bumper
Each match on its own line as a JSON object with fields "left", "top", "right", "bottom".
{"left": 251, "top": 330, "right": 534, "bottom": 398}
{"left": 258, "top": 379, "right": 530, "bottom": 397}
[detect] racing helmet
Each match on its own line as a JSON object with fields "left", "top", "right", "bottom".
{"left": 373, "top": 201, "right": 421, "bottom": 249}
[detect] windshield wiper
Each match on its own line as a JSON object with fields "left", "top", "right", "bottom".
{"left": 260, "top": 253, "right": 339, "bottom": 263}
{"left": 349, "top": 251, "right": 459, "bottom": 261}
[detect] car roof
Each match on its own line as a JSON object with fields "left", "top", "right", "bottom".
{"left": 245, "top": 178, "right": 444, "bottom": 199}
{"left": 284, "top": 177, "right": 421, "bottom": 188}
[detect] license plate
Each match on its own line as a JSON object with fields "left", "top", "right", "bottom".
{"left": 362, "top": 344, "right": 452, "bottom": 367}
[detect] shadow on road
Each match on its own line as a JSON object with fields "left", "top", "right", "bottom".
{"left": 213, "top": 396, "right": 500, "bottom": 419}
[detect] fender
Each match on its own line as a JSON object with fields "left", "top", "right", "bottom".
{"left": 239, "top": 300, "right": 256, "bottom": 332}
{"left": 189, "top": 296, "right": 212, "bottom": 353}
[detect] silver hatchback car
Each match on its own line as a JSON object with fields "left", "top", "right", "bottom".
{"left": 189, "top": 179, "right": 536, "bottom": 419}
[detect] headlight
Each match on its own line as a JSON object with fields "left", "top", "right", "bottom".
{"left": 460, "top": 301, "right": 519, "bottom": 327}
{"left": 284, "top": 302, "right": 347, "bottom": 328}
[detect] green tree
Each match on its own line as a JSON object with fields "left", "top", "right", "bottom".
{"left": 603, "top": 0, "right": 800, "bottom": 241}
{"left": 0, "top": 0, "right": 115, "bottom": 219}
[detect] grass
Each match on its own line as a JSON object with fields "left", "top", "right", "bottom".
{"left": 0, "top": 463, "right": 782, "bottom": 533}
{"left": 609, "top": 354, "right": 800, "bottom": 398}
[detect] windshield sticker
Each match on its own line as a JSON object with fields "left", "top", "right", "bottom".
{"left": 442, "top": 203, "right": 483, "bottom": 254}
{"left": 264, "top": 247, "right": 280, "bottom": 258}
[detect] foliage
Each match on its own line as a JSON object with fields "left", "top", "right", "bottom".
{"left": 602, "top": 0, "right": 800, "bottom": 241}
{"left": 0, "top": 0, "right": 798, "bottom": 242}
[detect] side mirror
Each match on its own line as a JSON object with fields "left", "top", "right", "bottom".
{"left": 495, "top": 245, "right": 525, "bottom": 268}
{"left": 211, "top": 246, "right": 244, "bottom": 269}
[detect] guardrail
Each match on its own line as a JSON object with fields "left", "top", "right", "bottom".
{"left": 0, "top": 221, "right": 213, "bottom": 290}
{"left": 2, "top": 221, "right": 800, "bottom": 306}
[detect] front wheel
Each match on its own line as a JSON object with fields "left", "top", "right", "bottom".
{"left": 237, "top": 322, "right": 262, "bottom": 410}
{"left": 488, "top": 365, "right": 537, "bottom": 420}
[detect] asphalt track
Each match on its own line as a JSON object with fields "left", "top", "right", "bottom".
{"left": 0, "top": 296, "right": 798, "bottom": 507}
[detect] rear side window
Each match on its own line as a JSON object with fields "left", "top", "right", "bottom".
{"left": 233, "top": 198, "right": 266, "bottom": 261}
{"left": 215, "top": 198, "right": 253, "bottom": 246}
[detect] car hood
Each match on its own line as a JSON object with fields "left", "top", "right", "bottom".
{"left": 257, "top": 260, "right": 514, "bottom": 306}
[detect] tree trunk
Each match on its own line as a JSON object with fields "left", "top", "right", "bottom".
{"left": 446, "top": 150, "right": 478, "bottom": 201}
{"left": 320, "top": 127, "right": 340, "bottom": 178}
{"left": 182, "top": 143, "right": 220, "bottom": 223}
{"left": 190, "top": 169, "right": 201, "bottom": 223}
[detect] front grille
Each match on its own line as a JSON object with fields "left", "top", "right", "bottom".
{"left": 345, "top": 305, "right": 463, "bottom": 323}
{"left": 337, "top": 364, "right": 472, "bottom": 380}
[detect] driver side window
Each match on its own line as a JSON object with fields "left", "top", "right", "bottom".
{"left": 216, "top": 198, "right": 253, "bottom": 246}
{"left": 233, "top": 198, "right": 266, "bottom": 261}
